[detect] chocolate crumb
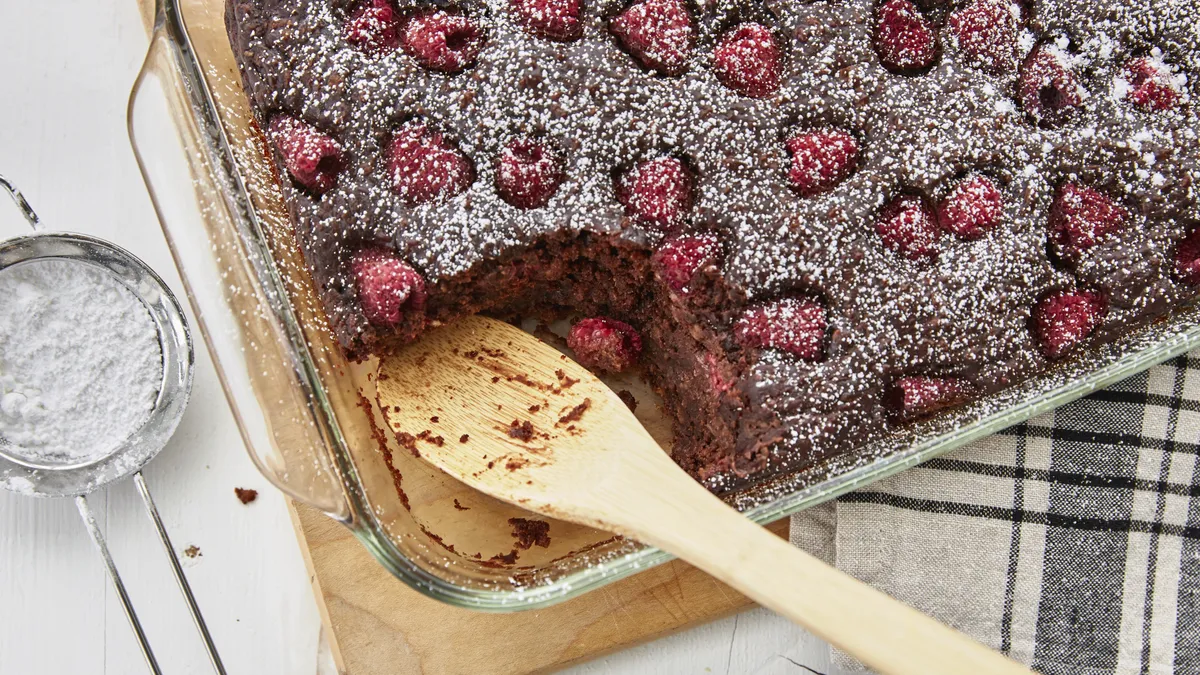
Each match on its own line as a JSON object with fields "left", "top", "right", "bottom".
{"left": 459, "top": 434, "right": 470, "bottom": 443}
{"left": 487, "top": 461, "right": 495, "bottom": 469}
{"left": 617, "top": 390, "right": 638, "bottom": 412}
{"left": 488, "top": 549, "right": 520, "bottom": 565}
{"left": 453, "top": 498, "right": 470, "bottom": 511}
{"left": 507, "top": 419, "right": 534, "bottom": 441}
{"left": 397, "top": 432, "right": 420, "bottom": 458}
{"left": 508, "top": 517, "right": 551, "bottom": 549}
{"left": 557, "top": 398, "right": 592, "bottom": 425}
{"left": 506, "top": 456, "right": 529, "bottom": 470}
{"left": 430, "top": 416, "right": 439, "bottom": 423}
{"left": 421, "top": 526, "right": 457, "bottom": 554}
{"left": 183, "top": 545, "right": 201, "bottom": 559}
{"left": 528, "top": 404, "right": 541, "bottom": 413}
{"left": 234, "top": 487, "right": 258, "bottom": 504}
{"left": 491, "top": 376, "right": 500, "bottom": 383}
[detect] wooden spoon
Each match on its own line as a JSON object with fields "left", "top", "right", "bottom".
{"left": 377, "top": 315, "right": 1032, "bottom": 675}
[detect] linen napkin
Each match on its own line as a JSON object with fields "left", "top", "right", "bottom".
{"left": 791, "top": 353, "right": 1200, "bottom": 675}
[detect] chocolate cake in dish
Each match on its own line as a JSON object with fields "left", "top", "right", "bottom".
{"left": 225, "top": 0, "right": 1200, "bottom": 489}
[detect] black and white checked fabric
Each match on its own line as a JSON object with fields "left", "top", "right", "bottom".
{"left": 791, "top": 354, "right": 1200, "bottom": 675}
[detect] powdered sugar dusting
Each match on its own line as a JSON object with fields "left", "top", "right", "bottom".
{"left": 226, "top": 0, "right": 1200, "bottom": 480}
{"left": 0, "top": 260, "right": 162, "bottom": 466}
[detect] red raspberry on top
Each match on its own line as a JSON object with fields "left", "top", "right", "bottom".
{"left": 510, "top": 0, "right": 582, "bottom": 41}
{"left": 267, "top": 116, "right": 344, "bottom": 194}
{"left": 873, "top": 0, "right": 939, "bottom": 74}
{"left": 567, "top": 318, "right": 643, "bottom": 373}
{"left": 1047, "top": 183, "right": 1128, "bottom": 265}
{"left": 1032, "top": 290, "right": 1106, "bottom": 359}
{"left": 734, "top": 297, "right": 828, "bottom": 361}
{"left": 345, "top": 0, "right": 400, "bottom": 54}
{"left": 947, "top": 0, "right": 1021, "bottom": 74}
{"left": 387, "top": 121, "right": 475, "bottom": 206}
{"left": 1122, "top": 58, "right": 1182, "bottom": 111}
{"left": 351, "top": 248, "right": 427, "bottom": 327}
{"left": 616, "top": 157, "right": 693, "bottom": 231}
{"left": 652, "top": 233, "right": 720, "bottom": 293}
{"left": 495, "top": 138, "right": 565, "bottom": 209}
{"left": 610, "top": 0, "right": 694, "bottom": 76}
{"left": 1018, "top": 43, "right": 1083, "bottom": 128}
{"left": 888, "top": 376, "right": 973, "bottom": 421}
{"left": 1174, "top": 229, "right": 1200, "bottom": 286}
{"left": 937, "top": 175, "right": 1003, "bottom": 240}
{"left": 400, "top": 9, "right": 485, "bottom": 73}
{"left": 876, "top": 193, "right": 940, "bottom": 261}
{"left": 712, "top": 23, "right": 781, "bottom": 99}
{"left": 785, "top": 129, "right": 859, "bottom": 197}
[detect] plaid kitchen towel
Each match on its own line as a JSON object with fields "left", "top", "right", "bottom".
{"left": 791, "top": 353, "right": 1200, "bottom": 675}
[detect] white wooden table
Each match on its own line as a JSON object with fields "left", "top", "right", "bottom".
{"left": 0, "top": 3, "right": 838, "bottom": 673}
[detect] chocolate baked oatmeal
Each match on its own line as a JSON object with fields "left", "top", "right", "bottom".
{"left": 225, "top": 0, "right": 1200, "bottom": 488}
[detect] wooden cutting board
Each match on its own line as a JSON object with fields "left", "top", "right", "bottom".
{"left": 290, "top": 502, "right": 784, "bottom": 675}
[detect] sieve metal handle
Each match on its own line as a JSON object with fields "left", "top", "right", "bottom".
{"left": 75, "top": 477, "right": 227, "bottom": 675}
{"left": 0, "top": 173, "right": 42, "bottom": 231}
{"left": 76, "top": 495, "right": 163, "bottom": 675}
{"left": 135, "top": 472, "right": 227, "bottom": 675}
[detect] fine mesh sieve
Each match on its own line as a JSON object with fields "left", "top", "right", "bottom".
{"left": 0, "top": 174, "right": 224, "bottom": 674}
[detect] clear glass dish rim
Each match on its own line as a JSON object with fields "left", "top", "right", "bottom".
{"left": 156, "top": 0, "right": 1200, "bottom": 612}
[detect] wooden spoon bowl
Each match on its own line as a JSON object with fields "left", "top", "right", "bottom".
{"left": 377, "top": 315, "right": 1032, "bottom": 675}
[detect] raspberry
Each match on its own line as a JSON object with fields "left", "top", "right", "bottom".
{"left": 1032, "top": 290, "right": 1106, "bottom": 359}
{"left": 510, "top": 0, "right": 582, "bottom": 41}
{"left": 610, "top": 0, "right": 694, "bottom": 76}
{"left": 567, "top": 318, "right": 643, "bottom": 373}
{"left": 876, "top": 194, "right": 940, "bottom": 260}
{"left": 712, "top": 23, "right": 781, "bottom": 99}
{"left": 345, "top": 0, "right": 400, "bottom": 54}
{"left": 1174, "top": 229, "right": 1200, "bottom": 285}
{"left": 351, "top": 248, "right": 427, "bottom": 327}
{"left": 785, "top": 129, "right": 859, "bottom": 197}
{"left": 495, "top": 138, "right": 564, "bottom": 209}
{"left": 937, "top": 175, "right": 1003, "bottom": 240}
{"left": 1122, "top": 58, "right": 1181, "bottom": 111}
{"left": 387, "top": 121, "right": 475, "bottom": 206}
{"left": 734, "top": 297, "right": 828, "bottom": 361}
{"left": 1018, "top": 44, "right": 1083, "bottom": 128}
{"left": 873, "top": 0, "right": 939, "bottom": 74}
{"left": 616, "top": 157, "right": 693, "bottom": 230}
{"left": 947, "top": 0, "right": 1020, "bottom": 73}
{"left": 887, "top": 376, "right": 973, "bottom": 420}
{"left": 652, "top": 233, "right": 720, "bottom": 293}
{"left": 267, "top": 116, "right": 344, "bottom": 194}
{"left": 704, "top": 352, "right": 733, "bottom": 393}
{"left": 400, "top": 9, "right": 485, "bottom": 73}
{"left": 1047, "top": 183, "right": 1128, "bottom": 265}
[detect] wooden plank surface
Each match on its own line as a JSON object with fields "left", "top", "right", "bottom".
{"left": 291, "top": 502, "right": 784, "bottom": 675}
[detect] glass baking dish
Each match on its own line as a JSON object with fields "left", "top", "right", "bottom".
{"left": 128, "top": 0, "right": 1200, "bottom": 611}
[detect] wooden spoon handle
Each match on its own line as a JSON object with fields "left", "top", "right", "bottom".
{"left": 609, "top": 459, "right": 1032, "bottom": 675}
